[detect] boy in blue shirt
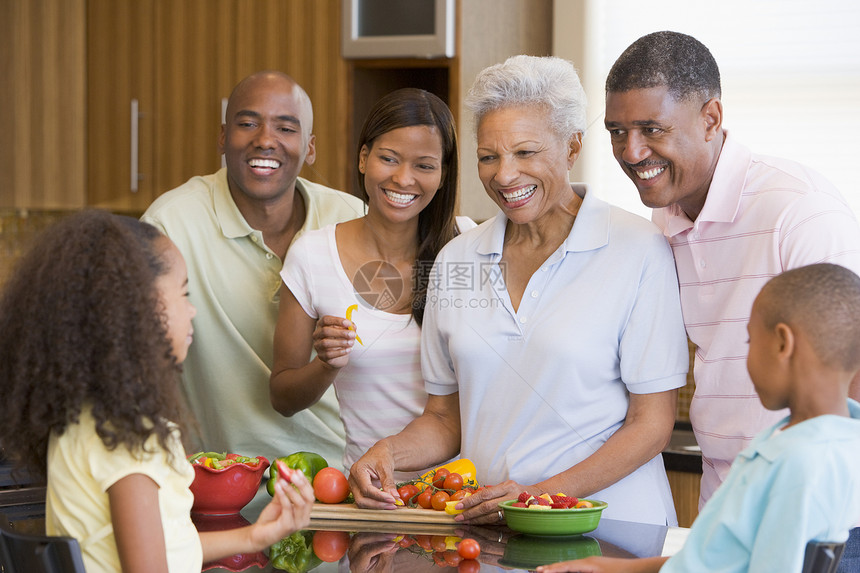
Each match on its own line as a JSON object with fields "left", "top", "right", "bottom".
{"left": 539, "top": 263, "right": 860, "bottom": 573}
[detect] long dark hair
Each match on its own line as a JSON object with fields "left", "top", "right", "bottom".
{"left": 0, "top": 209, "right": 189, "bottom": 479}
{"left": 355, "top": 88, "right": 459, "bottom": 325}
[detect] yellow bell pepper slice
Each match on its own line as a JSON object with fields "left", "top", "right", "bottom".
{"left": 345, "top": 304, "right": 364, "bottom": 345}
{"left": 417, "top": 459, "right": 478, "bottom": 491}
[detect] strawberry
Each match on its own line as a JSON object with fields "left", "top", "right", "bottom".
{"left": 529, "top": 496, "right": 550, "bottom": 506}
{"left": 517, "top": 491, "right": 532, "bottom": 503}
{"left": 551, "top": 495, "right": 578, "bottom": 508}
{"left": 512, "top": 502, "right": 528, "bottom": 508}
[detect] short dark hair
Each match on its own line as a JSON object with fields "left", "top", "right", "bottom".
{"left": 758, "top": 263, "right": 860, "bottom": 371}
{"left": 606, "top": 31, "right": 721, "bottom": 103}
{"left": 355, "top": 88, "right": 460, "bottom": 326}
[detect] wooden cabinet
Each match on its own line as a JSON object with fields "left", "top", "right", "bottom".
{"left": 86, "top": 0, "right": 348, "bottom": 213}
{"left": 667, "top": 470, "right": 701, "bottom": 528}
{"left": 86, "top": 0, "right": 157, "bottom": 211}
{"left": 0, "top": 0, "right": 86, "bottom": 209}
{"left": 4, "top": 0, "right": 549, "bottom": 213}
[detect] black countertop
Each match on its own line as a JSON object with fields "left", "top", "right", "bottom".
{"left": 662, "top": 422, "right": 702, "bottom": 474}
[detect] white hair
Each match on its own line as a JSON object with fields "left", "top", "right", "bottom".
{"left": 465, "top": 55, "right": 587, "bottom": 140}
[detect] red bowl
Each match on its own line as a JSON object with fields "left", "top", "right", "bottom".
{"left": 189, "top": 456, "right": 270, "bottom": 515}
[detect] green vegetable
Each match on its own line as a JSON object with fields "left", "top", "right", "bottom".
{"left": 267, "top": 451, "right": 328, "bottom": 496}
{"left": 269, "top": 530, "right": 323, "bottom": 573}
{"left": 188, "top": 451, "right": 226, "bottom": 463}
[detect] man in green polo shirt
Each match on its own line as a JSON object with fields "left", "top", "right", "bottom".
{"left": 142, "top": 71, "right": 364, "bottom": 478}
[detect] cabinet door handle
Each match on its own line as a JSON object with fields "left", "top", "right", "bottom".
{"left": 130, "top": 99, "right": 140, "bottom": 192}
{"left": 221, "top": 97, "right": 228, "bottom": 168}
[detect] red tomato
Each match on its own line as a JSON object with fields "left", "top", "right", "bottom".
{"left": 432, "top": 468, "right": 450, "bottom": 489}
{"left": 443, "top": 472, "right": 464, "bottom": 491}
{"left": 414, "top": 535, "right": 433, "bottom": 551}
{"left": 459, "top": 559, "right": 481, "bottom": 573}
{"left": 416, "top": 489, "right": 433, "bottom": 509}
{"left": 312, "top": 530, "right": 349, "bottom": 562}
{"left": 444, "top": 550, "right": 463, "bottom": 566}
{"left": 430, "top": 490, "right": 450, "bottom": 511}
{"left": 397, "top": 484, "right": 420, "bottom": 505}
{"left": 457, "top": 538, "right": 481, "bottom": 560}
{"left": 450, "top": 489, "right": 470, "bottom": 502}
{"left": 313, "top": 467, "right": 350, "bottom": 504}
{"left": 430, "top": 535, "right": 448, "bottom": 552}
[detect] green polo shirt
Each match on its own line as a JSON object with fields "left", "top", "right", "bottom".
{"left": 142, "top": 168, "right": 365, "bottom": 471}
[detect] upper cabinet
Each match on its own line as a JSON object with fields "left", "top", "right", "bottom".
{"left": 87, "top": 0, "right": 348, "bottom": 212}
{"left": 3, "top": 0, "right": 348, "bottom": 212}
{"left": 2, "top": 0, "right": 549, "bottom": 215}
{"left": 0, "top": 0, "right": 87, "bottom": 209}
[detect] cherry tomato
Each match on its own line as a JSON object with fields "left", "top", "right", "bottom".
{"left": 432, "top": 468, "right": 450, "bottom": 489}
{"left": 444, "top": 550, "right": 463, "bottom": 566}
{"left": 414, "top": 535, "right": 434, "bottom": 551}
{"left": 450, "top": 489, "right": 470, "bottom": 501}
{"left": 430, "top": 535, "right": 448, "bottom": 552}
{"left": 398, "top": 536, "right": 415, "bottom": 548}
{"left": 457, "top": 538, "right": 481, "bottom": 560}
{"left": 443, "top": 472, "right": 464, "bottom": 492}
{"left": 459, "top": 559, "right": 481, "bottom": 573}
{"left": 312, "top": 530, "right": 349, "bottom": 562}
{"left": 416, "top": 489, "right": 433, "bottom": 509}
{"left": 312, "top": 467, "right": 350, "bottom": 504}
{"left": 430, "top": 490, "right": 450, "bottom": 511}
{"left": 397, "top": 484, "right": 420, "bottom": 505}
{"left": 432, "top": 552, "right": 447, "bottom": 566}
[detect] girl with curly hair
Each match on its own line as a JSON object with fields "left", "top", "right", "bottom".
{"left": 0, "top": 209, "right": 314, "bottom": 572}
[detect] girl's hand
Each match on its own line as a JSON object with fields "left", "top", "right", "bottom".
{"left": 312, "top": 315, "right": 357, "bottom": 369}
{"left": 249, "top": 469, "right": 315, "bottom": 549}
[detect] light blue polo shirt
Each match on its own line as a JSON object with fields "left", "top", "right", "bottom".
{"left": 421, "top": 184, "right": 688, "bottom": 526}
{"left": 664, "top": 400, "right": 860, "bottom": 572}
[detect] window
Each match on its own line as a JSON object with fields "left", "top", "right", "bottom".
{"left": 558, "top": 0, "right": 860, "bottom": 219}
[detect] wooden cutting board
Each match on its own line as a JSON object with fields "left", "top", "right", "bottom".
{"left": 311, "top": 502, "right": 457, "bottom": 524}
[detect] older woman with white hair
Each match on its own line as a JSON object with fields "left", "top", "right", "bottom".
{"left": 349, "top": 55, "right": 689, "bottom": 526}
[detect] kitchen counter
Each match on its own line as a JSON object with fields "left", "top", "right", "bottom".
{"left": 1, "top": 446, "right": 697, "bottom": 570}
{"left": 4, "top": 506, "right": 688, "bottom": 572}
{"left": 663, "top": 422, "right": 702, "bottom": 475}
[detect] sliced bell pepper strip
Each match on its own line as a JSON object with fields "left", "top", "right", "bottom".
{"left": 345, "top": 304, "right": 364, "bottom": 346}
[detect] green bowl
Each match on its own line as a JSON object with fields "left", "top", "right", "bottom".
{"left": 499, "top": 534, "right": 601, "bottom": 568}
{"left": 499, "top": 499, "right": 608, "bottom": 536}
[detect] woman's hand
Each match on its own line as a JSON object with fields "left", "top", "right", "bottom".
{"left": 270, "top": 286, "right": 351, "bottom": 416}
{"left": 346, "top": 532, "right": 400, "bottom": 572}
{"left": 348, "top": 444, "right": 400, "bottom": 509}
{"left": 312, "top": 315, "right": 356, "bottom": 370}
{"left": 452, "top": 480, "right": 525, "bottom": 525}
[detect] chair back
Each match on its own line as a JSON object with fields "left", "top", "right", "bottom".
{"left": 802, "top": 540, "right": 847, "bottom": 573}
{"left": 0, "top": 513, "right": 86, "bottom": 573}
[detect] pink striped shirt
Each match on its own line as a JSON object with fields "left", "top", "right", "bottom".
{"left": 653, "top": 133, "right": 860, "bottom": 507}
